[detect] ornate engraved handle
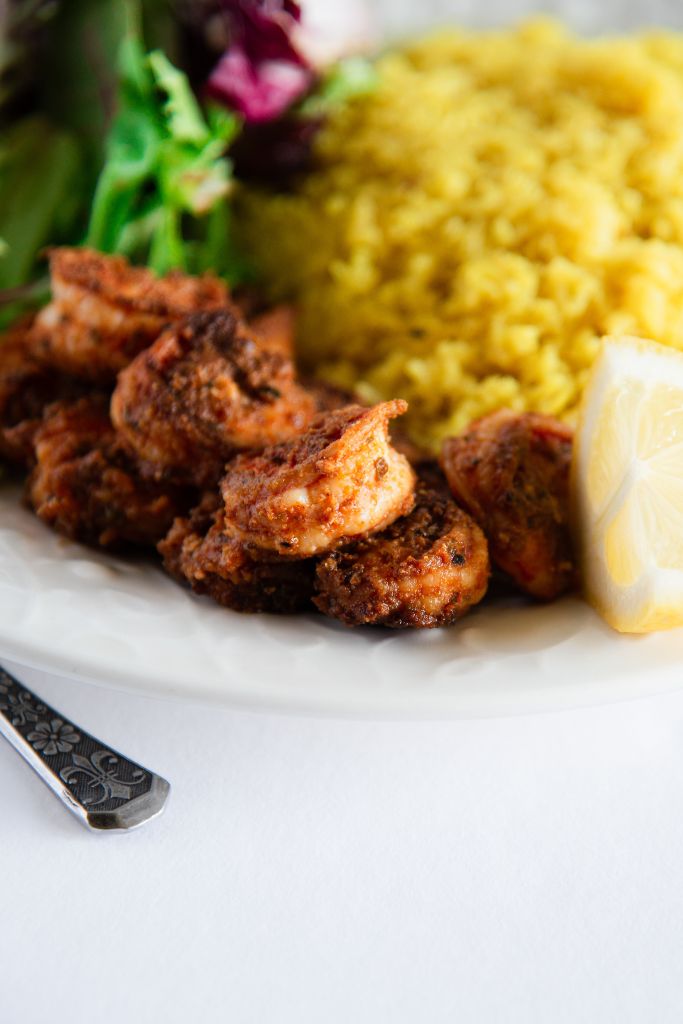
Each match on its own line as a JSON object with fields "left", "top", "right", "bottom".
{"left": 0, "top": 665, "right": 170, "bottom": 831}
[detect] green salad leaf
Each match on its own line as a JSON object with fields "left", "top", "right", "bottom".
{"left": 147, "top": 50, "right": 207, "bottom": 144}
{"left": 300, "top": 56, "right": 378, "bottom": 116}
{"left": 0, "top": 0, "right": 377, "bottom": 332}
{"left": 0, "top": 117, "right": 81, "bottom": 288}
{"left": 0, "top": 116, "right": 82, "bottom": 327}
{"left": 38, "top": 0, "right": 128, "bottom": 172}
{"left": 37, "top": 0, "right": 175, "bottom": 168}
{"left": 86, "top": 16, "right": 244, "bottom": 281}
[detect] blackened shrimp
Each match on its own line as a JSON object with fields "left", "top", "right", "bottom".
{"left": 250, "top": 305, "right": 295, "bottom": 360}
{"left": 111, "top": 310, "right": 317, "bottom": 487}
{"left": 297, "top": 379, "right": 430, "bottom": 463}
{"left": 314, "top": 465, "right": 489, "bottom": 627}
{"left": 27, "top": 396, "right": 189, "bottom": 549}
{"left": 441, "top": 410, "right": 575, "bottom": 600}
{"left": 220, "top": 401, "right": 416, "bottom": 558}
{"left": 0, "top": 316, "right": 84, "bottom": 465}
{"left": 158, "top": 492, "right": 315, "bottom": 614}
{"left": 31, "top": 248, "right": 230, "bottom": 380}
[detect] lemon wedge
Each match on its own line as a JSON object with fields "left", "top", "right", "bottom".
{"left": 573, "top": 335, "right": 683, "bottom": 633}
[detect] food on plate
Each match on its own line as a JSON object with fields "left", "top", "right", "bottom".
{"left": 4, "top": 245, "right": 677, "bottom": 635}
{"left": 314, "top": 464, "right": 490, "bottom": 627}
{"left": 573, "top": 335, "right": 683, "bottom": 633}
{"left": 441, "top": 411, "right": 574, "bottom": 600}
{"left": 111, "top": 309, "right": 318, "bottom": 487}
{"left": 159, "top": 492, "right": 316, "bottom": 614}
{"left": 5, "top": 7, "right": 683, "bottom": 638}
{"left": 31, "top": 249, "right": 229, "bottom": 380}
{"left": 239, "top": 20, "right": 683, "bottom": 451}
{"left": 27, "top": 396, "right": 189, "bottom": 549}
{"left": 0, "top": 315, "right": 85, "bottom": 465}
{"left": 220, "top": 401, "right": 416, "bottom": 557}
{"left": 250, "top": 306, "right": 296, "bottom": 360}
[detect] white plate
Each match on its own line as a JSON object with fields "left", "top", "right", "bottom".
{"left": 5, "top": 0, "right": 683, "bottom": 716}
{"left": 2, "top": 485, "right": 682, "bottom": 716}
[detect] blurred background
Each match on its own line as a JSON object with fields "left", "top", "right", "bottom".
{"left": 370, "top": 0, "right": 683, "bottom": 34}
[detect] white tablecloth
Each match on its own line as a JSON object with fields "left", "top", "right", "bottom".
{"left": 2, "top": 661, "right": 683, "bottom": 1024}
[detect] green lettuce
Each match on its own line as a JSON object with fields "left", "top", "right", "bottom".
{"left": 86, "top": 22, "right": 244, "bottom": 280}
{"left": 0, "top": 117, "right": 82, "bottom": 327}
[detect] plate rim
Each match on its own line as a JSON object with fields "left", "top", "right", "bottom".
{"left": 2, "top": 614, "right": 683, "bottom": 720}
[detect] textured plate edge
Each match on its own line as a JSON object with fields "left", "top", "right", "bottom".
{"left": 3, "top": 635, "right": 683, "bottom": 721}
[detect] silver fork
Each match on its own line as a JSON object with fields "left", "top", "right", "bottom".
{"left": 0, "top": 665, "right": 170, "bottom": 831}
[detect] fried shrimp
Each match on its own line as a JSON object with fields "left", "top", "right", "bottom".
{"left": 27, "top": 396, "right": 188, "bottom": 548}
{"left": 220, "top": 401, "right": 416, "bottom": 558}
{"left": 441, "top": 410, "right": 575, "bottom": 600}
{"left": 159, "top": 492, "right": 315, "bottom": 613}
{"left": 314, "top": 465, "right": 489, "bottom": 627}
{"left": 298, "top": 379, "right": 430, "bottom": 463}
{"left": 0, "top": 316, "right": 84, "bottom": 465}
{"left": 111, "top": 310, "right": 317, "bottom": 487}
{"left": 250, "top": 304, "right": 295, "bottom": 360}
{"left": 31, "top": 248, "right": 229, "bottom": 379}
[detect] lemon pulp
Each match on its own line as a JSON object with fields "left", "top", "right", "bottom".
{"left": 573, "top": 335, "right": 683, "bottom": 632}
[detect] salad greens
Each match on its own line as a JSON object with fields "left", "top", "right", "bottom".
{"left": 86, "top": 27, "right": 242, "bottom": 278}
{"left": 0, "top": 116, "right": 82, "bottom": 327}
{"left": 300, "top": 56, "right": 379, "bottom": 114}
{"left": 0, "top": 117, "right": 81, "bottom": 290}
{"left": 0, "top": 0, "right": 377, "bottom": 329}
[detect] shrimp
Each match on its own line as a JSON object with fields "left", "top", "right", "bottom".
{"left": 0, "top": 315, "right": 84, "bottom": 465}
{"left": 31, "top": 248, "right": 230, "bottom": 380}
{"left": 250, "top": 304, "right": 295, "bottom": 360}
{"left": 27, "top": 396, "right": 189, "bottom": 549}
{"left": 298, "top": 378, "right": 431, "bottom": 463}
{"left": 159, "top": 492, "right": 316, "bottom": 614}
{"left": 220, "top": 401, "right": 416, "bottom": 558}
{"left": 440, "top": 410, "right": 575, "bottom": 600}
{"left": 314, "top": 464, "right": 490, "bottom": 627}
{"left": 111, "top": 310, "right": 318, "bottom": 487}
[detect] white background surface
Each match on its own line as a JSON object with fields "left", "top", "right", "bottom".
{"left": 5, "top": 1, "right": 683, "bottom": 1021}
{"left": 3, "top": 661, "right": 683, "bottom": 1024}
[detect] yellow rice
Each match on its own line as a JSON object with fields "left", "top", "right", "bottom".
{"left": 237, "top": 19, "right": 683, "bottom": 451}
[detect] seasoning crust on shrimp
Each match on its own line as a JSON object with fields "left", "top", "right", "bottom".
{"left": 220, "top": 401, "right": 416, "bottom": 558}
{"left": 31, "top": 248, "right": 230, "bottom": 380}
{"left": 249, "top": 305, "right": 296, "bottom": 360}
{"left": 159, "top": 492, "right": 316, "bottom": 614}
{"left": 0, "top": 315, "right": 85, "bottom": 465}
{"left": 314, "top": 465, "right": 490, "bottom": 628}
{"left": 441, "top": 410, "right": 575, "bottom": 600}
{"left": 28, "top": 396, "right": 188, "bottom": 549}
{"left": 111, "top": 310, "right": 317, "bottom": 487}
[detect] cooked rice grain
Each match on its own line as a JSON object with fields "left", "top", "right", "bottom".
{"left": 237, "top": 19, "right": 683, "bottom": 450}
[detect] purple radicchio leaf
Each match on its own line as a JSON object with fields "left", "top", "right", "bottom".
{"left": 206, "top": 1, "right": 315, "bottom": 123}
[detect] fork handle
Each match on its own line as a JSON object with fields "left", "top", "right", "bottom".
{"left": 0, "top": 665, "right": 170, "bottom": 831}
